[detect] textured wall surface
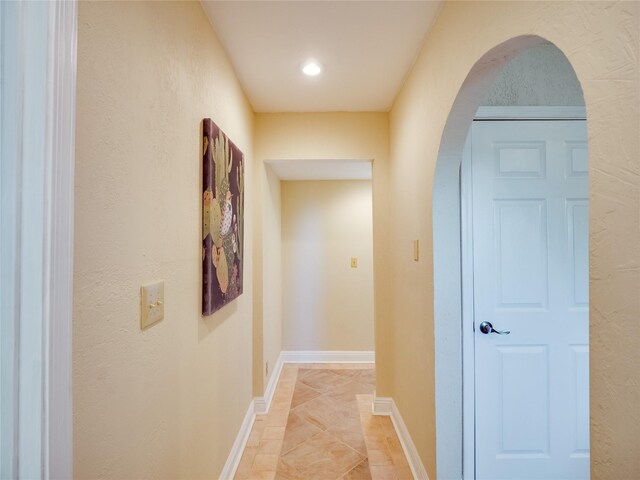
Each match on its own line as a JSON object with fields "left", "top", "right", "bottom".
{"left": 281, "top": 180, "right": 374, "bottom": 351}
{"left": 74, "top": 2, "right": 254, "bottom": 478}
{"left": 254, "top": 112, "right": 392, "bottom": 394}
{"left": 483, "top": 43, "right": 585, "bottom": 106}
{"left": 389, "top": 2, "right": 639, "bottom": 479}
{"left": 262, "top": 166, "right": 282, "bottom": 387}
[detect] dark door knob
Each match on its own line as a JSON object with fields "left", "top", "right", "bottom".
{"left": 479, "top": 321, "right": 510, "bottom": 335}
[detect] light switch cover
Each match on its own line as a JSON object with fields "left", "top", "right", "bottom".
{"left": 141, "top": 281, "right": 164, "bottom": 329}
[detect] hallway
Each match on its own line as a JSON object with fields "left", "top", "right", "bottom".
{"left": 7, "top": 1, "right": 634, "bottom": 478}
{"left": 235, "top": 364, "right": 411, "bottom": 480}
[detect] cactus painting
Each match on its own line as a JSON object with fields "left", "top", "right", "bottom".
{"left": 202, "top": 118, "right": 244, "bottom": 316}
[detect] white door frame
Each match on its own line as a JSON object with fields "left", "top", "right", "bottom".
{"left": 0, "top": 1, "right": 77, "bottom": 477}
{"left": 460, "top": 106, "right": 587, "bottom": 479}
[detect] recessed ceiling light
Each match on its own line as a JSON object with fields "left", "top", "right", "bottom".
{"left": 302, "top": 60, "right": 322, "bottom": 76}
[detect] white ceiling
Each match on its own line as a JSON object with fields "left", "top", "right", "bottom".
{"left": 201, "top": 1, "right": 442, "bottom": 112}
{"left": 265, "top": 159, "right": 372, "bottom": 180}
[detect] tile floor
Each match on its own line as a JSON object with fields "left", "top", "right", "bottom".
{"left": 234, "top": 364, "right": 413, "bottom": 480}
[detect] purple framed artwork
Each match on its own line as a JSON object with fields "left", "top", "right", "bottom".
{"left": 202, "top": 119, "right": 244, "bottom": 316}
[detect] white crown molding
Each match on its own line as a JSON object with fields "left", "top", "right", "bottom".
{"left": 280, "top": 350, "right": 375, "bottom": 364}
{"left": 373, "top": 396, "right": 430, "bottom": 480}
{"left": 475, "top": 106, "right": 586, "bottom": 120}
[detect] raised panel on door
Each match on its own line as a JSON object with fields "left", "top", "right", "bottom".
{"left": 570, "top": 345, "right": 590, "bottom": 457}
{"left": 498, "top": 345, "right": 550, "bottom": 457}
{"left": 567, "top": 200, "right": 589, "bottom": 308}
{"left": 494, "top": 200, "right": 548, "bottom": 309}
{"left": 471, "top": 120, "right": 589, "bottom": 480}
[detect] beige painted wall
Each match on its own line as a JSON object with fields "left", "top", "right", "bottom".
{"left": 263, "top": 167, "right": 283, "bottom": 379}
{"left": 254, "top": 113, "right": 392, "bottom": 394}
{"left": 483, "top": 43, "right": 585, "bottom": 106}
{"left": 281, "top": 181, "right": 374, "bottom": 351}
{"left": 74, "top": 2, "right": 254, "bottom": 478}
{"left": 389, "top": 2, "right": 639, "bottom": 478}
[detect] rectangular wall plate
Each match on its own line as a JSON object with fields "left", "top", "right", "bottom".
{"left": 413, "top": 239, "right": 419, "bottom": 262}
{"left": 141, "top": 281, "right": 164, "bottom": 329}
{"left": 351, "top": 257, "right": 358, "bottom": 268}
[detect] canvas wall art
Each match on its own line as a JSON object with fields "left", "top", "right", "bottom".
{"left": 202, "top": 118, "right": 244, "bottom": 316}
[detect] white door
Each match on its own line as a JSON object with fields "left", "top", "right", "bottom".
{"left": 470, "top": 120, "right": 589, "bottom": 479}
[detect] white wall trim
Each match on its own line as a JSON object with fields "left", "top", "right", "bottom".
{"left": 45, "top": 1, "right": 77, "bottom": 478}
{"left": 254, "top": 353, "right": 285, "bottom": 414}
{"left": 280, "top": 350, "right": 375, "bottom": 363}
{"left": 0, "top": 1, "right": 76, "bottom": 477}
{"left": 373, "top": 397, "right": 430, "bottom": 480}
{"left": 475, "top": 106, "right": 586, "bottom": 120}
{"left": 219, "top": 400, "right": 257, "bottom": 480}
{"left": 224, "top": 351, "right": 378, "bottom": 478}
{"left": 460, "top": 132, "right": 475, "bottom": 480}
{"left": 255, "top": 350, "right": 376, "bottom": 414}
{"left": 372, "top": 396, "right": 393, "bottom": 415}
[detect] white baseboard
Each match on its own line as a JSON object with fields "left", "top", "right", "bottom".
{"left": 280, "top": 350, "right": 375, "bottom": 363}
{"left": 219, "top": 399, "right": 256, "bottom": 480}
{"left": 256, "top": 350, "right": 373, "bottom": 412}
{"left": 222, "top": 351, "right": 376, "bottom": 478}
{"left": 372, "top": 396, "right": 393, "bottom": 415}
{"left": 373, "top": 396, "right": 430, "bottom": 480}
{"left": 254, "top": 353, "right": 285, "bottom": 414}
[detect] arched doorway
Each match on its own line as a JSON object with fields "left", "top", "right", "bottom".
{"left": 433, "top": 36, "right": 589, "bottom": 479}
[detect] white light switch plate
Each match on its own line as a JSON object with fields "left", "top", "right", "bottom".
{"left": 141, "top": 281, "right": 164, "bottom": 329}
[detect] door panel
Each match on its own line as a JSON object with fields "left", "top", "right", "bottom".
{"left": 471, "top": 120, "right": 589, "bottom": 479}
{"left": 498, "top": 345, "right": 549, "bottom": 456}
{"left": 494, "top": 200, "right": 548, "bottom": 308}
{"left": 571, "top": 345, "right": 590, "bottom": 455}
{"left": 568, "top": 201, "right": 589, "bottom": 307}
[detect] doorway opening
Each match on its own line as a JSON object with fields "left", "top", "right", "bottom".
{"left": 432, "top": 38, "right": 589, "bottom": 480}
{"left": 262, "top": 158, "right": 376, "bottom": 363}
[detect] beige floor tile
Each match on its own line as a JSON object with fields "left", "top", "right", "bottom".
{"left": 290, "top": 381, "right": 322, "bottom": 408}
{"left": 333, "top": 368, "right": 363, "bottom": 377}
{"left": 299, "top": 369, "right": 353, "bottom": 393}
{"left": 235, "top": 366, "right": 411, "bottom": 480}
{"left": 248, "top": 470, "right": 277, "bottom": 480}
{"left": 328, "top": 379, "right": 375, "bottom": 401}
{"left": 234, "top": 446, "right": 258, "bottom": 480}
{"left": 364, "top": 434, "right": 387, "bottom": 451}
{"left": 356, "top": 369, "right": 376, "bottom": 385}
{"left": 370, "top": 465, "right": 398, "bottom": 480}
{"left": 247, "top": 418, "right": 268, "bottom": 443}
{"left": 395, "top": 465, "right": 414, "bottom": 480}
{"left": 258, "top": 438, "right": 284, "bottom": 455}
{"left": 274, "top": 457, "right": 306, "bottom": 480}
{"left": 263, "top": 426, "right": 286, "bottom": 440}
{"left": 295, "top": 393, "right": 359, "bottom": 431}
{"left": 280, "top": 431, "right": 364, "bottom": 479}
{"left": 266, "top": 413, "right": 289, "bottom": 427}
{"left": 326, "top": 424, "right": 367, "bottom": 456}
{"left": 252, "top": 453, "right": 279, "bottom": 472}
{"left": 281, "top": 410, "right": 323, "bottom": 455}
{"left": 368, "top": 449, "right": 393, "bottom": 466}
{"left": 341, "top": 459, "right": 372, "bottom": 479}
